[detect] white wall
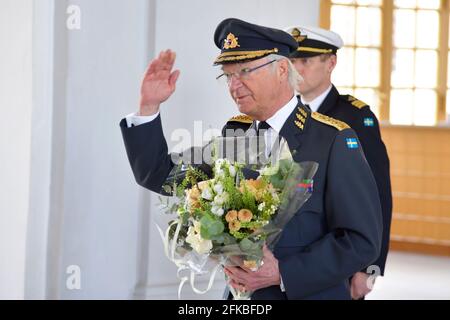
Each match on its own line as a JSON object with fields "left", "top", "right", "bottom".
{"left": 0, "top": 0, "right": 33, "bottom": 300}
{"left": 25, "top": 0, "right": 55, "bottom": 299}
{"left": 2, "top": 0, "right": 152, "bottom": 299}
{"left": 50, "top": 0, "right": 150, "bottom": 299}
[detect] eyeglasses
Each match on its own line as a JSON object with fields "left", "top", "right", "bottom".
{"left": 216, "top": 60, "right": 277, "bottom": 84}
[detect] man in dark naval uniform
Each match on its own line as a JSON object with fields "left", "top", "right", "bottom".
{"left": 120, "top": 18, "right": 382, "bottom": 300}
{"left": 284, "top": 25, "right": 392, "bottom": 299}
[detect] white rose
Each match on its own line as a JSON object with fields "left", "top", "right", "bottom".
{"left": 193, "top": 238, "right": 213, "bottom": 254}
{"left": 216, "top": 208, "right": 224, "bottom": 217}
{"left": 185, "top": 222, "right": 213, "bottom": 255}
{"left": 185, "top": 225, "right": 197, "bottom": 243}
{"left": 214, "top": 193, "right": 228, "bottom": 206}
{"left": 213, "top": 183, "right": 224, "bottom": 195}
{"left": 201, "top": 187, "right": 213, "bottom": 200}
{"left": 192, "top": 220, "right": 202, "bottom": 233}
{"left": 215, "top": 168, "right": 225, "bottom": 178}
{"left": 211, "top": 205, "right": 224, "bottom": 217}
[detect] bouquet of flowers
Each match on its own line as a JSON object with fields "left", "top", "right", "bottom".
{"left": 158, "top": 136, "right": 318, "bottom": 299}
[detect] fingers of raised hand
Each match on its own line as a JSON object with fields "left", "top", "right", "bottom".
{"left": 159, "top": 49, "right": 176, "bottom": 71}
{"left": 168, "top": 70, "right": 180, "bottom": 87}
{"left": 145, "top": 50, "right": 176, "bottom": 76}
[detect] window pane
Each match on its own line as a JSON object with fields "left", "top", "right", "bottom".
{"left": 333, "top": 48, "right": 355, "bottom": 86}
{"left": 357, "top": 0, "right": 382, "bottom": 5}
{"left": 356, "top": 7, "right": 381, "bottom": 46}
{"left": 415, "top": 50, "right": 437, "bottom": 88}
{"left": 447, "top": 90, "right": 450, "bottom": 121}
{"left": 390, "top": 89, "right": 414, "bottom": 125}
{"left": 395, "top": 0, "right": 417, "bottom": 8}
{"left": 354, "top": 88, "right": 380, "bottom": 116}
{"left": 413, "top": 90, "right": 437, "bottom": 126}
{"left": 393, "top": 9, "right": 416, "bottom": 48}
{"left": 416, "top": 10, "right": 439, "bottom": 49}
{"left": 391, "top": 49, "right": 414, "bottom": 88}
{"left": 337, "top": 87, "right": 355, "bottom": 97}
{"left": 355, "top": 48, "right": 380, "bottom": 86}
{"left": 417, "top": 0, "right": 440, "bottom": 9}
{"left": 331, "top": 6, "right": 356, "bottom": 45}
{"left": 448, "top": 52, "right": 450, "bottom": 87}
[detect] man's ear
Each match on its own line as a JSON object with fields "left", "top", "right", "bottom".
{"left": 278, "top": 59, "right": 289, "bottom": 79}
{"left": 328, "top": 55, "right": 337, "bottom": 73}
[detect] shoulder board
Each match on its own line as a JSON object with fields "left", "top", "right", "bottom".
{"left": 227, "top": 114, "right": 253, "bottom": 124}
{"left": 311, "top": 112, "right": 350, "bottom": 131}
{"left": 343, "top": 95, "right": 368, "bottom": 109}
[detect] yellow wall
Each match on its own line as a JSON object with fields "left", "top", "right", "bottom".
{"left": 382, "top": 125, "right": 450, "bottom": 255}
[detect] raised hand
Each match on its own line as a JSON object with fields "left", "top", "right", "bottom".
{"left": 139, "top": 49, "right": 181, "bottom": 116}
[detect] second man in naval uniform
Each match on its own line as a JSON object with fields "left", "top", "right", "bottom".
{"left": 284, "top": 25, "right": 392, "bottom": 299}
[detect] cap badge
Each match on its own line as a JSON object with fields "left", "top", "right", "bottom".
{"left": 291, "top": 28, "right": 307, "bottom": 43}
{"left": 223, "top": 33, "right": 240, "bottom": 50}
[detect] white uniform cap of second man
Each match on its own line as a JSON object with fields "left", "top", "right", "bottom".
{"left": 284, "top": 26, "right": 344, "bottom": 57}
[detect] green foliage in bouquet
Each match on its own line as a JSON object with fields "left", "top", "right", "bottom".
{"left": 161, "top": 158, "right": 286, "bottom": 257}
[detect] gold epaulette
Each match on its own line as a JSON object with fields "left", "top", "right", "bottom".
{"left": 311, "top": 112, "right": 350, "bottom": 131}
{"left": 346, "top": 95, "right": 368, "bottom": 109}
{"left": 227, "top": 114, "right": 253, "bottom": 124}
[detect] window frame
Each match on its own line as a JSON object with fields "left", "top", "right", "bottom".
{"left": 320, "top": 0, "right": 450, "bottom": 125}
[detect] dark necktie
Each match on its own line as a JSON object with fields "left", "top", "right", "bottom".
{"left": 256, "top": 121, "right": 271, "bottom": 160}
{"left": 257, "top": 121, "right": 271, "bottom": 135}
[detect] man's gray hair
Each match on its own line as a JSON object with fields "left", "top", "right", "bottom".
{"left": 266, "top": 54, "right": 303, "bottom": 92}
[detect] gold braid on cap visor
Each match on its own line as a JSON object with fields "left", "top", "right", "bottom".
{"left": 214, "top": 48, "right": 279, "bottom": 64}
{"left": 297, "top": 47, "right": 333, "bottom": 53}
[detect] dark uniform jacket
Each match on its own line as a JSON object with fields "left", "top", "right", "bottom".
{"left": 120, "top": 100, "right": 383, "bottom": 300}
{"left": 314, "top": 86, "right": 392, "bottom": 275}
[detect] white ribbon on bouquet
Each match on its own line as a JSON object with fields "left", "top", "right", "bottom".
{"left": 156, "top": 219, "right": 221, "bottom": 299}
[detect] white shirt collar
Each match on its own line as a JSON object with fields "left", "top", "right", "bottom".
{"left": 300, "top": 84, "right": 333, "bottom": 113}
{"left": 256, "top": 95, "right": 298, "bottom": 133}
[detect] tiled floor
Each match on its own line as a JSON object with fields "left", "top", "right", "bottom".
{"left": 367, "top": 251, "right": 450, "bottom": 300}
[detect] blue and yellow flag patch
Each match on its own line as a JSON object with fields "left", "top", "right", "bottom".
{"left": 364, "top": 117, "right": 374, "bottom": 127}
{"left": 346, "top": 138, "right": 359, "bottom": 149}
